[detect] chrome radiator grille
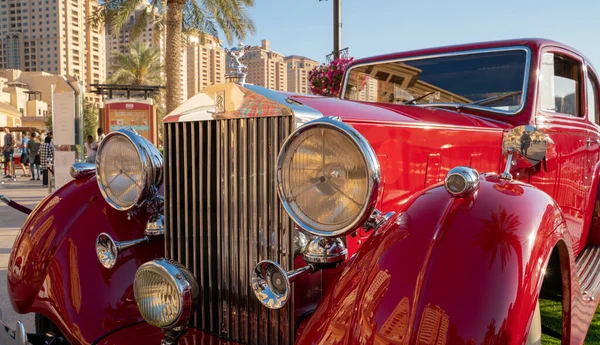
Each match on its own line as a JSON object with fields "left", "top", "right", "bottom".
{"left": 164, "top": 117, "right": 295, "bottom": 345}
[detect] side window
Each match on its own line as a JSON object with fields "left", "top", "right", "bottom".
{"left": 587, "top": 71, "right": 599, "bottom": 124}
{"left": 540, "top": 52, "right": 582, "bottom": 116}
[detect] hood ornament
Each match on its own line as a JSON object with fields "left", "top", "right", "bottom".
{"left": 225, "top": 42, "right": 250, "bottom": 85}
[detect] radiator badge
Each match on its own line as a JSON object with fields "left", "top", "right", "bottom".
{"left": 215, "top": 90, "right": 226, "bottom": 114}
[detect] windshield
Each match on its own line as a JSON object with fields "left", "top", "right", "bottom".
{"left": 343, "top": 48, "right": 529, "bottom": 114}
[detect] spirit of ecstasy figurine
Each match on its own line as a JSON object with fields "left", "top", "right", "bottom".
{"left": 224, "top": 42, "right": 250, "bottom": 84}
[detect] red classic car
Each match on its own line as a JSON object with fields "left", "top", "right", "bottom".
{"left": 1, "top": 38, "right": 599, "bottom": 345}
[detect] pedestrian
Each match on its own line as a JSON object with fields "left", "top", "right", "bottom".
{"left": 39, "top": 135, "right": 54, "bottom": 186}
{"left": 27, "top": 132, "right": 41, "bottom": 181}
{"left": 97, "top": 128, "right": 105, "bottom": 142}
{"left": 18, "top": 131, "right": 30, "bottom": 177}
{"left": 2, "top": 127, "right": 15, "bottom": 179}
{"left": 84, "top": 135, "right": 93, "bottom": 158}
{"left": 86, "top": 141, "right": 98, "bottom": 164}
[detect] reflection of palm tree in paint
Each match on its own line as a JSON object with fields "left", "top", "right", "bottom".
{"left": 474, "top": 206, "right": 526, "bottom": 345}
{"left": 474, "top": 205, "right": 522, "bottom": 271}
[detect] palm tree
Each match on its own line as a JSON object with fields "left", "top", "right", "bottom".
{"left": 93, "top": 0, "right": 255, "bottom": 113}
{"left": 108, "top": 42, "right": 163, "bottom": 86}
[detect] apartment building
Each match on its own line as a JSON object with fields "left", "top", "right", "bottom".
{"left": 284, "top": 55, "right": 318, "bottom": 94}
{"left": 105, "top": 3, "right": 188, "bottom": 102}
{"left": 240, "top": 39, "right": 287, "bottom": 91}
{"left": 0, "top": 0, "right": 105, "bottom": 103}
{"left": 186, "top": 33, "right": 225, "bottom": 97}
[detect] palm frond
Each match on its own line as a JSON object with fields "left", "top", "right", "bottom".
{"left": 109, "top": 42, "right": 163, "bottom": 86}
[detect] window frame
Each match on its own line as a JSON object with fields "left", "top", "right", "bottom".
{"left": 340, "top": 46, "right": 532, "bottom": 116}
{"left": 537, "top": 47, "right": 586, "bottom": 119}
{"left": 585, "top": 64, "right": 600, "bottom": 125}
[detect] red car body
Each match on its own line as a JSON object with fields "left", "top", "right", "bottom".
{"left": 5, "top": 38, "right": 600, "bottom": 345}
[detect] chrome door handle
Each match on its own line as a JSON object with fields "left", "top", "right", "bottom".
{"left": 586, "top": 138, "right": 600, "bottom": 145}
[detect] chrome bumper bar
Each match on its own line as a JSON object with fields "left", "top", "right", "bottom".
{"left": 0, "top": 309, "right": 29, "bottom": 345}
{"left": 0, "top": 309, "right": 63, "bottom": 345}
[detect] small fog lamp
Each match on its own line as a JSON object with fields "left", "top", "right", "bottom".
{"left": 133, "top": 258, "right": 199, "bottom": 329}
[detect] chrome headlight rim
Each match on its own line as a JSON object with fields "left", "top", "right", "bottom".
{"left": 133, "top": 258, "right": 198, "bottom": 329}
{"left": 95, "top": 128, "right": 163, "bottom": 211}
{"left": 276, "top": 117, "right": 381, "bottom": 237}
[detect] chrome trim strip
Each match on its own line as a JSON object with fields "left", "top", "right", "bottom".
{"left": 206, "top": 121, "right": 215, "bottom": 332}
{"left": 216, "top": 119, "right": 224, "bottom": 336}
{"left": 259, "top": 117, "right": 269, "bottom": 342}
{"left": 341, "top": 46, "right": 533, "bottom": 116}
{"left": 231, "top": 119, "right": 239, "bottom": 340}
{"left": 183, "top": 123, "right": 191, "bottom": 300}
{"left": 191, "top": 122, "right": 199, "bottom": 328}
{"left": 175, "top": 124, "right": 182, "bottom": 272}
{"left": 239, "top": 118, "right": 249, "bottom": 343}
{"left": 249, "top": 117, "right": 259, "bottom": 345}
{"left": 69, "top": 162, "right": 95, "bottom": 179}
{"left": 243, "top": 84, "right": 323, "bottom": 127}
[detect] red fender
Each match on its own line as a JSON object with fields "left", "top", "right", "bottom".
{"left": 296, "top": 175, "right": 569, "bottom": 345}
{"left": 7, "top": 174, "right": 163, "bottom": 345}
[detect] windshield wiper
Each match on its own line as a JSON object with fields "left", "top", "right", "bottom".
{"left": 455, "top": 90, "right": 523, "bottom": 111}
{"left": 403, "top": 91, "right": 436, "bottom": 105}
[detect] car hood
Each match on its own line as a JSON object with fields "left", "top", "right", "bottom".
{"left": 288, "top": 94, "right": 513, "bottom": 131}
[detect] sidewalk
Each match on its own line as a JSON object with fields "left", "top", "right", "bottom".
{"left": 0, "top": 175, "right": 48, "bottom": 332}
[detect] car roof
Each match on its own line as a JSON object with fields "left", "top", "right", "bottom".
{"left": 351, "top": 38, "right": 593, "bottom": 67}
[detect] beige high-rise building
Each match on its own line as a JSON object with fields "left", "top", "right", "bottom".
{"left": 0, "top": 0, "right": 105, "bottom": 103}
{"left": 240, "top": 39, "right": 287, "bottom": 92}
{"left": 105, "top": 3, "right": 161, "bottom": 79}
{"left": 284, "top": 55, "right": 318, "bottom": 94}
{"left": 105, "top": 3, "right": 188, "bottom": 102}
{"left": 186, "top": 34, "right": 225, "bottom": 97}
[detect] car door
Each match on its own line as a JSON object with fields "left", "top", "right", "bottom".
{"left": 535, "top": 48, "right": 589, "bottom": 254}
{"left": 585, "top": 65, "right": 600, "bottom": 244}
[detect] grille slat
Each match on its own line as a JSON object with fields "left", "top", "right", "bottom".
{"left": 230, "top": 120, "right": 240, "bottom": 341}
{"left": 207, "top": 121, "right": 217, "bottom": 333}
{"left": 269, "top": 117, "right": 280, "bottom": 344}
{"left": 239, "top": 119, "right": 249, "bottom": 343}
{"left": 165, "top": 117, "right": 293, "bottom": 345}
{"left": 249, "top": 118, "right": 259, "bottom": 345}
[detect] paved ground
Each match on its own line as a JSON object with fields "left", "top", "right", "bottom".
{"left": 0, "top": 174, "right": 48, "bottom": 332}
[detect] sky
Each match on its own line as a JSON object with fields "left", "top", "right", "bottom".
{"left": 231, "top": 0, "right": 600, "bottom": 66}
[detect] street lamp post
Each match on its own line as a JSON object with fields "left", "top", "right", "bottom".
{"left": 333, "top": 0, "right": 341, "bottom": 59}
{"left": 320, "top": 0, "right": 343, "bottom": 60}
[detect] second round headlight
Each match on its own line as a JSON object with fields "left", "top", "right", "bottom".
{"left": 277, "top": 117, "right": 380, "bottom": 237}
{"left": 96, "top": 128, "right": 163, "bottom": 210}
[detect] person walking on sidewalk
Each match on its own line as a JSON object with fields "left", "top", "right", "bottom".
{"left": 27, "top": 132, "right": 41, "bottom": 181}
{"left": 2, "top": 127, "right": 15, "bottom": 178}
{"left": 39, "top": 136, "right": 53, "bottom": 186}
{"left": 18, "top": 131, "right": 30, "bottom": 177}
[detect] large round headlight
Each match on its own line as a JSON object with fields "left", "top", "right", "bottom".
{"left": 133, "top": 258, "right": 199, "bottom": 329}
{"left": 277, "top": 117, "right": 380, "bottom": 237}
{"left": 96, "top": 128, "right": 163, "bottom": 210}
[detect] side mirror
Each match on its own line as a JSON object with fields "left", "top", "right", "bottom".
{"left": 500, "top": 125, "right": 548, "bottom": 180}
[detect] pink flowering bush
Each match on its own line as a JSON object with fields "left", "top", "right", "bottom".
{"left": 308, "top": 57, "right": 354, "bottom": 97}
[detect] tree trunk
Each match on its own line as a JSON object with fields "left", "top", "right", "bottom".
{"left": 165, "top": 0, "right": 185, "bottom": 113}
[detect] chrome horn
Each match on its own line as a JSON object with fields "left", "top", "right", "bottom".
{"left": 95, "top": 214, "right": 165, "bottom": 269}
{"left": 251, "top": 261, "right": 315, "bottom": 309}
